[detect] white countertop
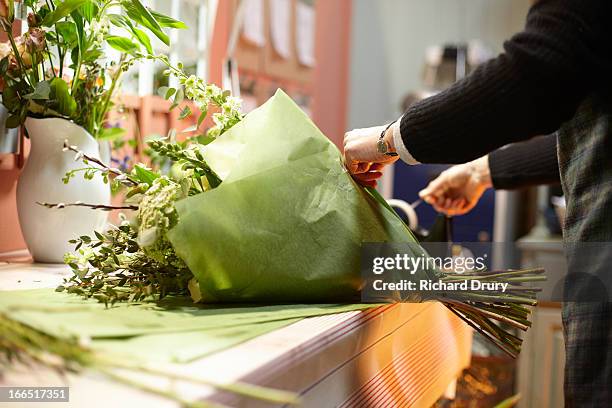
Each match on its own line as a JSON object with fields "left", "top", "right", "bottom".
{"left": 0, "top": 257, "right": 472, "bottom": 407}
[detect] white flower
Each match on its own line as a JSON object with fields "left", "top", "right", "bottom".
{"left": 226, "top": 96, "right": 242, "bottom": 110}
{"left": 212, "top": 112, "right": 227, "bottom": 127}
{"left": 185, "top": 75, "right": 197, "bottom": 87}
{"left": 204, "top": 84, "right": 221, "bottom": 98}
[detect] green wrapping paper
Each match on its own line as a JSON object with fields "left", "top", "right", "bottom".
{"left": 0, "top": 289, "right": 377, "bottom": 363}
{"left": 168, "top": 90, "right": 433, "bottom": 302}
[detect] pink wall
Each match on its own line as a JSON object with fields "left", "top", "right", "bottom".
{"left": 209, "top": 0, "right": 352, "bottom": 147}
{"left": 312, "top": 0, "right": 352, "bottom": 147}
{"left": 0, "top": 24, "right": 27, "bottom": 252}
{"left": 0, "top": 168, "right": 25, "bottom": 252}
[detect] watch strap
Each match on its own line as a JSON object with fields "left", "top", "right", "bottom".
{"left": 379, "top": 122, "right": 398, "bottom": 157}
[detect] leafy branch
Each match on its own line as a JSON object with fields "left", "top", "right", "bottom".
{"left": 62, "top": 140, "right": 139, "bottom": 187}
{"left": 147, "top": 139, "right": 222, "bottom": 189}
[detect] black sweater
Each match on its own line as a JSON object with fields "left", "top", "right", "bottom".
{"left": 399, "top": 0, "right": 612, "bottom": 165}
{"left": 489, "top": 134, "right": 560, "bottom": 190}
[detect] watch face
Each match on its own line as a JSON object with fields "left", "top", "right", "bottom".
{"left": 377, "top": 139, "right": 387, "bottom": 154}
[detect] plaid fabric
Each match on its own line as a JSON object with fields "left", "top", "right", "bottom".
{"left": 562, "top": 302, "right": 612, "bottom": 406}
{"left": 557, "top": 92, "right": 612, "bottom": 407}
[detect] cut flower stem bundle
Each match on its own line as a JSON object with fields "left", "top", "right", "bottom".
{"left": 437, "top": 268, "right": 544, "bottom": 357}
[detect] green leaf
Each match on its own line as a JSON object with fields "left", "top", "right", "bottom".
{"left": 108, "top": 13, "right": 152, "bottom": 54}
{"left": 98, "top": 127, "right": 126, "bottom": 141}
{"left": 157, "top": 86, "right": 177, "bottom": 101}
{"left": 195, "top": 134, "right": 216, "bottom": 146}
{"left": 42, "top": 0, "right": 89, "bottom": 27}
{"left": 45, "top": 30, "right": 58, "bottom": 43}
{"left": 122, "top": 0, "right": 169, "bottom": 46}
{"left": 55, "top": 21, "right": 78, "bottom": 45}
{"left": 49, "top": 77, "right": 77, "bottom": 117}
{"left": 0, "top": 56, "right": 9, "bottom": 74}
{"left": 178, "top": 106, "right": 192, "bottom": 120}
{"left": 82, "top": 48, "right": 104, "bottom": 62}
{"left": 165, "top": 87, "right": 176, "bottom": 100}
{"left": 80, "top": 0, "right": 97, "bottom": 23}
{"left": 150, "top": 10, "right": 188, "bottom": 29}
{"left": 1, "top": 85, "right": 20, "bottom": 111}
{"left": 108, "top": 13, "right": 131, "bottom": 30}
{"left": 70, "top": 9, "right": 85, "bottom": 48}
{"left": 5, "top": 114, "right": 22, "bottom": 128}
{"left": 197, "top": 107, "right": 208, "bottom": 127}
{"left": 26, "top": 81, "right": 52, "bottom": 100}
{"left": 174, "top": 87, "right": 184, "bottom": 104}
{"left": 157, "top": 86, "right": 169, "bottom": 98}
{"left": 106, "top": 35, "right": 140, "bottom": 55}
{"left": 133, "top": 164, "right": 160, "bottom": 185}
{"left": 132, "top": 27, "right": 153, "bottom": 55}
{"left": 38, "top": 3, "right": 51, "bottom": 20}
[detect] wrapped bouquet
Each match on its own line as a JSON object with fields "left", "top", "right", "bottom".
{"left": 48, "top": 86, "right": 542, "bottom": 358}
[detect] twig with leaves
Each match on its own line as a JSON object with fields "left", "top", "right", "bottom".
{"left": 62, "top": 140, "right": 139, "bottom": 187}
{"left": 37, "top": 201, "right": 139, "bottom": 211}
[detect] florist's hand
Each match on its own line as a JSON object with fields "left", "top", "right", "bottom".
{"left": 419, "top": 156, "right": 492, "bottom": 216}
{"left": 343, "top": 125, "right": 399, "bottom": 188}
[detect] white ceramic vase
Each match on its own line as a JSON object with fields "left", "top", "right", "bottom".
{"left": 16, "top": 118, "right": 110, "bottom": 263}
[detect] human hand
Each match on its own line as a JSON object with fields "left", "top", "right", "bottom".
{"left": 343, "top": 125, "right": 399, "bottom": 188}
{"left": 418, "top": 156, "right": 492, "bottom": 216}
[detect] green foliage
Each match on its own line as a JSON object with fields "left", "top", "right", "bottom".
{"left": 149, "top": 10, "right": 188, "bottom": 29}
{"left": 121, "top": 0, "right": 169, "bottom": 45}
{"left": 97, "top": 127, "right": 125, "bottom": 141}
{"left": 49, "top": 77, "right": 77, "bottom": 117}
{"left": 105, "top": 35, "right": 139, "bottom": 55}
{"left": 0, "top": 0, "right": 185, "bottom": 138}
{"left": 62, "top": 222, "right": 194, "bottom": 303}
{"left": 58, "top": 68, "right": 244, "bottom": 304}
{"left": 1, "top": 1, "right": 242, "bottom": 306}
{"left": 42, "top": 0, "right": 89, "bottom": 27}
{"left": 132, "top": 163, "right": 160, "bottom": 185}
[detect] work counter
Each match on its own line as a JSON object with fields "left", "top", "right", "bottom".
{"left": 0, "top": 252, "right": 472, "bottom": 407}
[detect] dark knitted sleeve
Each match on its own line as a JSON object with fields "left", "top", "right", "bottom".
{"left": 488, "top": 134, "right": 560, "bottom": 190}
{"left": 399, "top": 0, "right": 610, "bottom": 164}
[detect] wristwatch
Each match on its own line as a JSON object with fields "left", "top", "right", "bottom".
{"left": 377, "top": 122, "right": 398, "bottom": 157}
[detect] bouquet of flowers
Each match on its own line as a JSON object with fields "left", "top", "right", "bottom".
{"left": 43, "top": 80, "right": 544, "bottom": 357}
{"left": 0, "top": 0, "right": 189, "bottom": 139}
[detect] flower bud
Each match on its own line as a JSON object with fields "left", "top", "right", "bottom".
{"left": 13, "top": 36, "right": 32, "bottom": 67}
{"left": 27, "top": 12, "right": 41, "bottom": 27}
{"left": 0, "top": 0, "right": 9, "bottom": 19}
{"left": 26, "top": 27, "right": 46, "bottom": 53}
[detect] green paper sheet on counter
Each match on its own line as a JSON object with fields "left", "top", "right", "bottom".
{"left": 168, "top": 90, "right": 430, "bottom": 303}
{"left": 0, "top": 289, "right": 378, "bottom": 363}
